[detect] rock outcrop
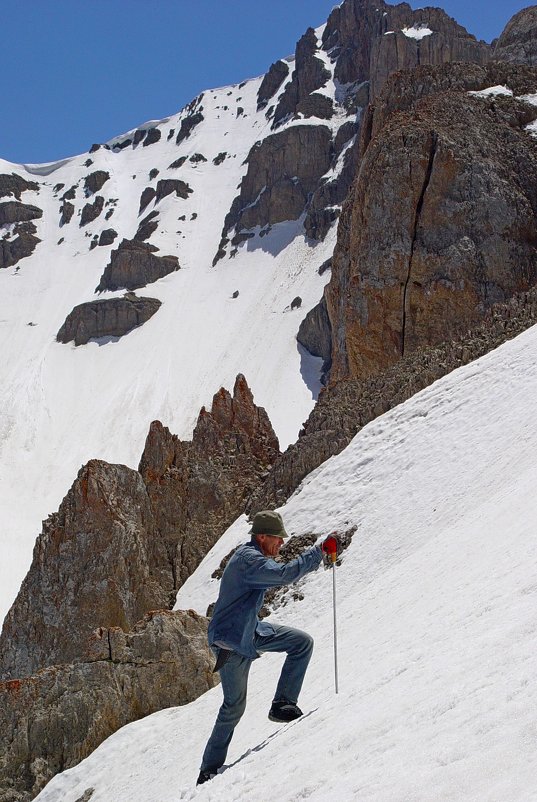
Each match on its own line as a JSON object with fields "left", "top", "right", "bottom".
{"left": 0, "top": 610, "right": 217, "bottom": 802}
{"left": 59, "top": 200, "right": 74, "bottom": 226}
{"left": 219, "top": 125, "right": 332, "bottom": 238}
{"left": 297, "top": 295, "right": 332, "bottom": 380}
{"left": 139, "top": 374, "right": 280, "bottom": 587}
{"left": 98, "top": 228, "right": 118, "bottom": 247}
{"left": 272, "top": 28, "right": 331, "bottom": 126}
{"left": 0, "top": 174, "right": 39, "bottom": 200}
{"left": 134, "top": 211, "right": 159, "bottom": 242}
{"left": 494, "top": 6, "right": 537, "bottom": 65}
{"left": 0, "top": 202, "right": 43, "bottom": 225}
{"left": 325, "top": 62, "right": 537, "bottom": 383}
{"left": 321, "top": 0, "right": 490, "bottom": 97}
{"left": 155, "top": 178, "right": 193, "bottom": 203}
{"left": 175, "top": 96, "right": 204, "bottom": 145}
{"left": 257, "top": 59, "right": 290, "bottom": 109}
{"left": 79, "top": 195, "right": 104, "bottom": 226}
{"left": 139, "top": 186, "right": 156, "bottom": 214}
{"left": 83, "top": 170, "right": 110, "bottom": 196}
{"left": 96, "top": 238, "right": 180, "bottom": 292}
{"left": 143, "top": 127, "right": 162, "bottom": 146}
{"left": 0, "top": 223, "right": 40, "bottom": 270}
{"left": 56, "top": 293, "right": 162, "bottom": 345}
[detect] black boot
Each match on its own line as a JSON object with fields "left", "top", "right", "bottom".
{"left": 268, "top": 699, "right": 303, "bottom": 722}
{"left": 197, "top": 769, "right": 216, "bottom": 785}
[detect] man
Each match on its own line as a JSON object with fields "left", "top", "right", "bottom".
{"left": 197, "top": 509, "right": 325, "bottom": 786}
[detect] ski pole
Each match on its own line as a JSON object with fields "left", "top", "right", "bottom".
{"left": 322, "top": 535, "right": 340, "bottom": 694}
{"left": 332, "top": 554, "right": 339, "bottom": 694}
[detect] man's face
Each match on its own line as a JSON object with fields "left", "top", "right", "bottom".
{"left": 257, "top": 534, "right": 284, "bottom": 557}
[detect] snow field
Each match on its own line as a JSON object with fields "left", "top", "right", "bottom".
{"left": 0, "top": 60, "right": 350, "bottom": 621}
{"left": 35, "top": 323, "right": 537, "bottom": 801}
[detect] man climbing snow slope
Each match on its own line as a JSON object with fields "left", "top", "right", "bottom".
{"left": 197, "top": 510, "right": 335, "bottom": 785}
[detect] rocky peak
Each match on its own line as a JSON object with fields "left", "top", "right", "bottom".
{"left": 0, "top": 375, "right": 279, "bottom": 681}
{"left": 322, "top": 0, "right": 490, "bottom": 97}
{"left": 494, "top": 6, "right": 537, "bottom": 65}
{"left": 272, "top": 28, "right": 331, "bottom": 127}
{"left": 257, "top": 59, "right": 290, "bottom": 109}
{"left": 0, "top": 459, "right": 171, "bottom": 679}
{"left": 218, "top": 0, "right": 492, "bottom": 257}
{"left": 139, "top": 374, "right": 280, "bottom": 587}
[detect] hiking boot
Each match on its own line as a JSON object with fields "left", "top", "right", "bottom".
{"left": 268, "top": 699, "right": 303, "bottom": 722}
{"left": 196, "top": 769, "right": 216, "bottom": 785}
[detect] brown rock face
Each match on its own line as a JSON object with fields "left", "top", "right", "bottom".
{"left": 56, "top": 293, "right": 162, "bottom": 345}
{"left": 368, "top": 4, "right": 490, "bottom": 97}
{"left": 494, "top": 6, "right": 537, "bottom": 65}
{"left": 304, "top": 134, "right": 360, "bottom": 241}
{"left": 326, "top": 62, "right": 537, "bottom": 382}
{"left": 139, "top": 374, "right": 280, "bottom": 587}
{"left": 296, "top": 295, "right": 332, "bottom": 378}
{"left": 0, "top": 460, "right": 171, "bottom": 679}
{"left": 96, "top": 238, "right": 180, "bottom": 292}
{"left": 220, "top": 0, "right": 490, "bottom": 254}
{"left": 0, "top": 610, "right": 217, "bottom": 802}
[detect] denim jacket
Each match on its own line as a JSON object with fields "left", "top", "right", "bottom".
{"left": 208, "top": 538, "right": 323, "bottom": 659}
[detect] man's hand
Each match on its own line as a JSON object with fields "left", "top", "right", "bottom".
{"left": 321, "top": 534, "right": 341, "bottom": 566}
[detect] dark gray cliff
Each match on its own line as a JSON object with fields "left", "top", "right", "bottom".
{"left": 96, "top": 239, "right": 180, "bottom": 292}
{"left": 56, "top": 293, "right": 162, "bottom": 345}
{"left": 494, "top": 6, "right": 537, "bottom": 65}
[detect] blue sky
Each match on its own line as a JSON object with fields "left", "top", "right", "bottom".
{"left": 1, "top": 0, "right": 528, "bottom": 165}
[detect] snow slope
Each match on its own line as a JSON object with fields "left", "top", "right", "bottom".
{"left": 0, "top": 23, "right": 352, "bottom": 622}
{"left": 34, "top": 323, "right": 537, "bottom": 801}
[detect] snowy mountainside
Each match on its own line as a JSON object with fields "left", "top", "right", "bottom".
{"left": 0, "top": 24, "right": 352, "bottom": 623}
{"left": 34, "top": 320, "right": 537, "bottom": 802}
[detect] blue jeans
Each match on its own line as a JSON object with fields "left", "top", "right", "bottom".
{"left": 200, "top": 623, "right": 314, "bottom": 772}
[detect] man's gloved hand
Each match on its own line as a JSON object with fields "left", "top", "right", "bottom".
{"left": 321, "top": 533, "right": 341, "bottom": 567}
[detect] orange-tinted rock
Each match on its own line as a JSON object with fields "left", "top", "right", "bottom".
{"left": 326, "top": 62, "right": 537, "bottom": 382}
